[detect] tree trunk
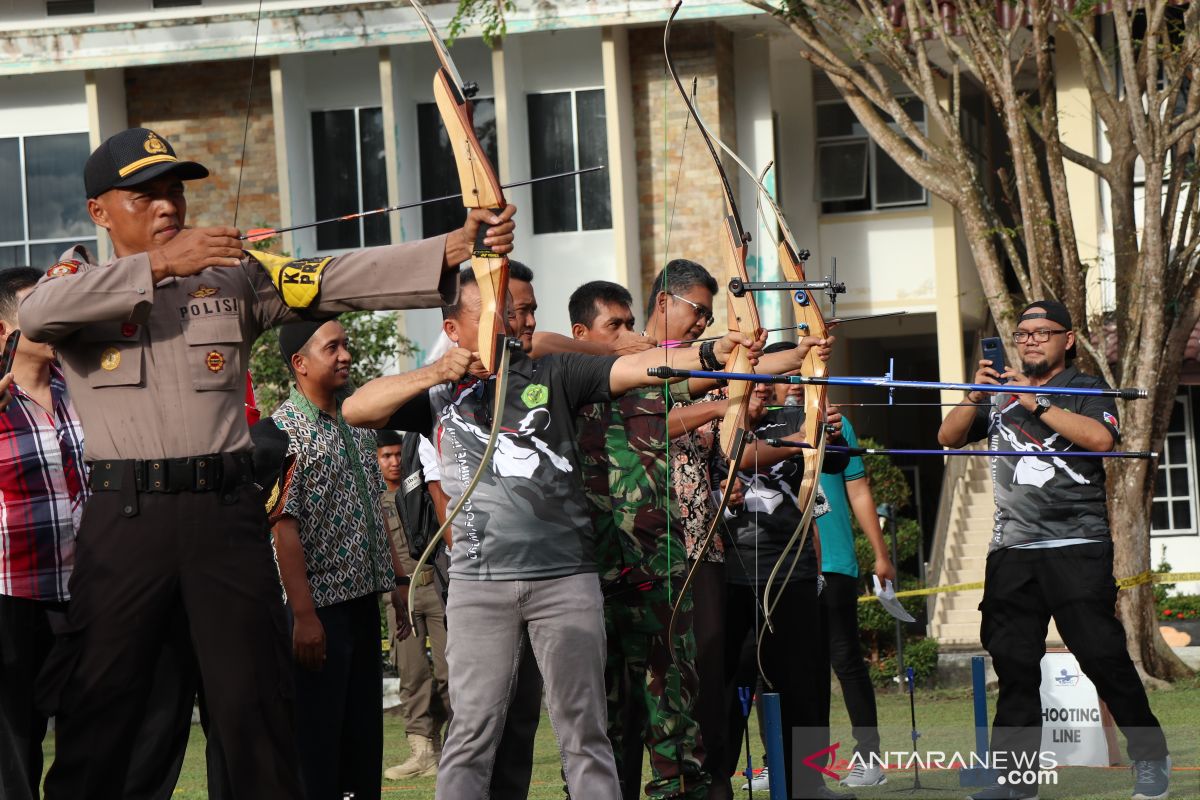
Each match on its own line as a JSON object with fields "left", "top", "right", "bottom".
{"left": 1107, "top": 456, "right": 1192, "bottom": 681}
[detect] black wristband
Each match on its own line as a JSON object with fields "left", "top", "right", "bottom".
{"left": 394, "top": 575, "right": 411, "bottom": 587}
{"left": 700, "top": 340, "right": 721, "bottom": 371}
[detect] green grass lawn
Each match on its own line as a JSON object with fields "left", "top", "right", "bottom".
{"left": 43, "top": 676, "right": 1200, "bottom": 798}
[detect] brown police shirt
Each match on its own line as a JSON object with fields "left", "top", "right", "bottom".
{"left": 18, "top": 238, "right": 457, "bottom": 461}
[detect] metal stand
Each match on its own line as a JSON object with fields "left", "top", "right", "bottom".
{"left": 877, "top": 503, "right": 905, "bottom": 685}
{"left": 889, "top": 666, "right": 952, "bottom": 795}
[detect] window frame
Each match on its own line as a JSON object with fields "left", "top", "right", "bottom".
{"left": 814, "top": 97, "right": 929, "bottom": 214}
{"left": 308, "top": 105, "right": 389, "bottom": 254}
{"left": 525, "top": 86, "right": 611, "bottom": 235}
{"left": 1151, "top": 390, "right": 1199, "bottom": 537}
{"left": 0, "top": 130, "right": 97, "bottom": 268}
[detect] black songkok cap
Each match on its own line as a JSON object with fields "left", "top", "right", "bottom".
{"left": 278, "top": 320, "right": 332, "bottom": 365}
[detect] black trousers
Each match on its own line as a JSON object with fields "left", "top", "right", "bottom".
{"left": 292, "top": 593, "right": 384, "bottom": 800}
{"left": 0, "top": 594, "right": 229, "bottom": 800}
{"left": 981, "top": 541, "right": 1168, "bottom": 775}
{"left": 691, "top": 561, "right": 729, "bottom": 800}
{"left": 0, "top": 594, "right": 64, "bottom": 800}
{"left": 39, "top": 489, "right": 302, "bottom": 800}
{"left": 722, "top": 579, "right": 828, "bottom": 799}
{"left": 819, "top": 572, "right": 881, "bottom": 756}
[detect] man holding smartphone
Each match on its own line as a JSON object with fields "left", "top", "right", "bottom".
{"left": 938, "top": 300, "right": 1169, "bottom": 800}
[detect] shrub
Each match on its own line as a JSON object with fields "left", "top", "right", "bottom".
{"left": 870, "top": 637, "right": 940, "bottom": 688}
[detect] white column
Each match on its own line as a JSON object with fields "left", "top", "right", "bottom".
{"left": 85, "top": 68, "right": 127, "bottom": 262}
{"left": 601, "top": 26, "right": 643, "bottom": 317}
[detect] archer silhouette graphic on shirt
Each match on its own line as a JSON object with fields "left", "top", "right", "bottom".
{"left": 993, "top": 399, "right": 1089, "bottom": 488}
{"left": 442, "top": 388, "right": 572, "bottom": 479}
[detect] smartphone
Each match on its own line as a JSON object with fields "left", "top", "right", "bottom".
{"left": 981, "top": 336, "right": 1006, "bottom": 384}
{"left": 0, "top": 330, "right": 19, "bottom": 375}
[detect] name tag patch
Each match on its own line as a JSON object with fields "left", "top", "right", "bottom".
{"left": 179, "top": 298, "right": 240, "bottom": 319}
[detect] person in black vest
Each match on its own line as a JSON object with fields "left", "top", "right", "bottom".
{"left": 378, "top": 429, "right": 451, "bottom": 779}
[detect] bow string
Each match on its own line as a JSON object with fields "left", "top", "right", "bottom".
{"left": 662, "top": 0, "right": 762, "bottom": 671}
{"left": 406, "top": 0, "right": 514, "bottom": 622}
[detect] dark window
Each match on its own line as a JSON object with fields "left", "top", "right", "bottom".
{"left": 310, "top": 107, "right": 390, "bottom": 251}
{"left": 817, "top": 97, "right": 926, "bottom": 214}
{"left": 1151, "top": 393, "right": 1197, "bottom": 534}
{"left": 46, "top": 0, "right": 93, "bottom": 14}
{"left": 153, "top": 0, "right": 202, "bottom": 7}
{"left": 416, "top": 98, "right": 498, "bottom": 238}
{"left": 527, "top": 89, "right": 611, "bottom": 234}
{"left": 0, "top": 132, "right": 96, "bottom": 267}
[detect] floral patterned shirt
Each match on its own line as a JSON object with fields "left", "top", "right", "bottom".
{"left": 669, "top": 391, "right": 726, "bottom": 563}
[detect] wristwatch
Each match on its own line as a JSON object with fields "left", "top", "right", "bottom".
{"left": 1032, "top": 395, "right": 1052, "bottom": 418}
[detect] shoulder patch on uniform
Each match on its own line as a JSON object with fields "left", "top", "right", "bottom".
{"left": 247, "top": 250, "right": 331, "bottom": 309}
{"left": 1104, "top": 411, "right": 1119, "bottom": 431}
{"left": 46, "top": 260, "right": 80, "bottom": 278}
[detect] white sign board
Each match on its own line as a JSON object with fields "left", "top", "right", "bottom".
{"left": 1038, "top": 651, "right": 1116, "bottom": 767}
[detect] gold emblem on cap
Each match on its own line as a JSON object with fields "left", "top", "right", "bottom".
{"left": 101, "top": 347, "right": 121, "bottom": 371}
{"left": 189, "top": 285, "right": 219, "bottom": 299}
{"left": 144, "top": 133, "right": 168, "bottom": 155}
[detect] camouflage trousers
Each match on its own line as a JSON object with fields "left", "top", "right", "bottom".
{"left": 599, "top": 519, "right": 710, "bottom": 800}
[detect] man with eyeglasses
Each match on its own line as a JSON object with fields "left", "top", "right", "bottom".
{"left": 938, "top": 300, "right": 1169, "bottom": 800}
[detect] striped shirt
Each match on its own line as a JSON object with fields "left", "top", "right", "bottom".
{"left": 0, "top": 366, "right": 87, "bottom": 602}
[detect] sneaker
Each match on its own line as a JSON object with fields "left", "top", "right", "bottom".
{"left": 740, "top": 767, "right": 770, "bottom": 791}
{"left": 967, "top": 785, "right": 1038, "bottom": 800}
{"left": 1131, "top": 755, "right": 1170, "bottom": 800}
{"left": 840, "top": 762, "right": 887, "bottom": 787}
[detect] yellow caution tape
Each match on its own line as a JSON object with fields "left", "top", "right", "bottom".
{"left": 858, "top": 571, "right": 1200, "bottom": 603}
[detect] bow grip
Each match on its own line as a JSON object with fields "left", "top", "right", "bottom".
{"left": 473, "top": 207, "right": 506, "bottom": 258}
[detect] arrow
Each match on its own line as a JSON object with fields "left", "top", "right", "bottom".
{"left": 686, "top": 312, "right": 909, "bottom": 345}
{"left": 763, "top": 439, "right": 1158, "bottom": 459}
{"left": 240, "top": 166, "right": 604, "bottom": 242}
{"left": 645, "top": 366, "right": 1149, "bottom": 400}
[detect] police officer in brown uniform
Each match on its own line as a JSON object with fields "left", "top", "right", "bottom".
{"left": 18, "top": 127, "right": 516, "bottom": 800}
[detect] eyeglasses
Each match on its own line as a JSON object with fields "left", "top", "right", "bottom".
{"left": 669, "top": 293, "right": 714, "bottom": 328}
{"left": 1012, "top": 328, "right": 1070, "bottom": 344}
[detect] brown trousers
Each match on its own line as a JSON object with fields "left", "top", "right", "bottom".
{"left": 385, "top": 571, "right": 450, "bottom": 738}
{"left": 39, "top": 489, "right": 302, "bottom": 800}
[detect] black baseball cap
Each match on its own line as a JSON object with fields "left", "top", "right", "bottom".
{"left": 1020, "top": 299, "right": 1076, "bottom": 358}
{"left": 84, "top": 128, "right": 209, "bottom": 199}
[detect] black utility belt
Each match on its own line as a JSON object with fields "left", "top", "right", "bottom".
{"left": 87, "top": 453, "right": 255, "bottom": 494}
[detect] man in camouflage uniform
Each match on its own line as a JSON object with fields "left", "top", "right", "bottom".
{"left": 569, "top": 268, "right": 830, "bottom": 800}
{"left": 570, "top": 280, "right": 707, "bottom": 800}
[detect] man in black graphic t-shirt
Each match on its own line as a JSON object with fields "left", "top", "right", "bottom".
{"left": 340, "top": 270, "right": 765, "bottom": 800}
{"left": 939, "top": 301, "right": 1169, "bottom": 800}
